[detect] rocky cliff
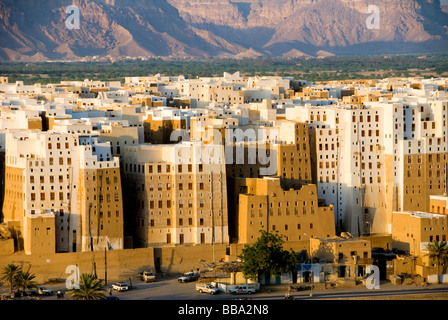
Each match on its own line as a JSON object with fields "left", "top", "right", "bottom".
{"left": 0, "top": 0, "right": 447, "bottom": 61}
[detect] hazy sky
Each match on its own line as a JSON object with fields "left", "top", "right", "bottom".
{"left": 441, "top": 0, "right": 448, "bottom": 4}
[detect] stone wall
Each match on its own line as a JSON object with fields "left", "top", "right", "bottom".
{"left": 0, "top": 248, "right": 155, "bottom": 284}
{"left": 155, "top": 244, "right": 228, "bottom": 274}
{"left": 0, "top": 239, "right": 14, "bottom": 256}
{"left": 0, "top": 244, "right": 230, "bottom": 284}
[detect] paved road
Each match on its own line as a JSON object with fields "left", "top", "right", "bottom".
{"left": 255, "top": 286, "right": 448, "bottom": 300}
{"left": 3, "top": 276, "right": 448, "bottom": 300}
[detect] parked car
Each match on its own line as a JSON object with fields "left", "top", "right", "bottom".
{"left": 26, "top": 289, "right": 39, "bottom": 296}
{"left": 228, "top": 285, "right": 256, "bottom": 295}
{"left": 112, "top": 282, "right": 129, "bottom": 291}
{"left": 178, "top": 272, "right": 200, "bottom": 283}
{"left": 38, "top": 286, "right": 54, "bottom": 296}
{"left": 142, "top": 270, "right": 156, "bottom": 283}
{"left": 196, "top": 283, "right": 219, "bottom": 295}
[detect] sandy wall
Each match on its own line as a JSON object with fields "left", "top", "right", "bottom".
{"left": 0, "top": 244, "right": 231, "bottom": 284}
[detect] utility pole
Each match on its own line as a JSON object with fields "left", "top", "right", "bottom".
{"left": 97, "top": 171, "right": 103, "bottom": 245}
{"left": 88, "top": 203, "right": 93, "bottom": 251}
{"left": 105, "top": 247, "right": 107, "bottom": 285}
{"left": 211, "top": 171, "right": 215, "bottom": 263}
{"left": 68, "top": 166, "right": 73, "bottom": 252}
{"left": 309, "top": 236, "right": 313, "bottom": 297}
{"left": 88, "top": 202, "right": 97, "bottom": 278}
{"left": 220, "top": 170, "right": 224, "bottom": 244}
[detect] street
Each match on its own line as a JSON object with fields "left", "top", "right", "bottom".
{"left": 4, "top": 275, "right": 448, "bottom": 301}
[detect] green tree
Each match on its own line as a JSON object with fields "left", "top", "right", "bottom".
{"left": 68, "top": 273, "right": 106, "bottom": 300}
{"left": 425, "top": 241, "right": 448, "bottom": 284}
{"left": 14, "top": 270, "right": 37, "bottom": 297}
{"left": 241, "top": 230, "right": 297, "bottom": 281}
{"left": 0, "top": 264, "right": 21, "bottom": 297}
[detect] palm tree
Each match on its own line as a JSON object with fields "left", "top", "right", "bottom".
{"left": 68, "top": 273, "right": 106, "bottom": 300}
{"left": 14, "top": 271, "right": 37, "bottom": 297}
{"left": 425, "top": 240, "right": 448, "bottom": 284}
{"left": 0, "top": 264, "right": 21, "bottom": 297}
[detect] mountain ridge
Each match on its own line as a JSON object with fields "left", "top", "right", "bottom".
{"left": 0, "top": 0, "right": 447, "bottom": 62}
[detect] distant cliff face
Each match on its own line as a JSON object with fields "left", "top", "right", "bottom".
{"left": 0, "top": 0, "right": 447, "bottom": 61}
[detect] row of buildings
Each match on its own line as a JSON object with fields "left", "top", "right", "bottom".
{"left": 0, "top": 73, "right": 447, "bottom": 280}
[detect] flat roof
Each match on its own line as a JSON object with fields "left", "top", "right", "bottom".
{"left": 312, "top": 237, "right": 369, "bottom": 243}
{"left": 394, "top": 211, "right": 447, "bottom": 219}
{"left": 429, "top": 195, "right": 448, "bottom": 201}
